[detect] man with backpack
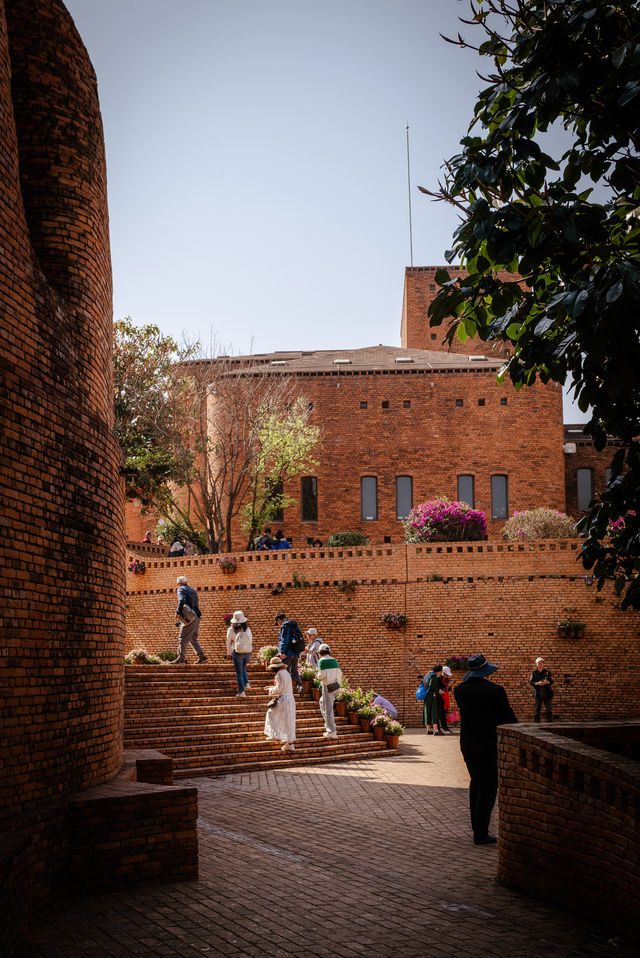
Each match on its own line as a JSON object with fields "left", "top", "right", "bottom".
{"left": 171, "top": 575, "right": 207, "bottom": 664}
{"left": 275, "top": 612, "right": 304, "bottom": 693}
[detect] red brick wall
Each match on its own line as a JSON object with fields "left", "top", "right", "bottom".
{"left": 498, "top": 722, "right": 640, "bottom": 943}
{"left": 564, "top": 438, "right": 621, "bottom": 516}
{"left": 215, "top": 366, "right": 565, "bottom": 547}
{"left": 126, "top": 542, "right": 640, "bottom": 724}
{"left": 0, "top": 0, "right": 124, "bottom": 817}
{"left": 401, "top": 266, "right": 514, "bottom": 358}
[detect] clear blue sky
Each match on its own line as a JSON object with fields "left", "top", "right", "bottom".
{"left": 65, "top": 0, "right": 584, "bottom": 420}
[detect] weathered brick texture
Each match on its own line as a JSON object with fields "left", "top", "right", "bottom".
{"left": 498, "top": 722, "right": 640, "bottom": 944}
{"left": 126, "top": 542, "right": 640, "bottom": 724}
{"left": 0, "top": 0, "right": 124, "bottom": 819}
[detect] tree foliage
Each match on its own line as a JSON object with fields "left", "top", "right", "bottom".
{"left": 423, "top": 0, "right": 640, "bottom": 607}
{"left": 113, "top": 321, "right": 319, "bottom": 553}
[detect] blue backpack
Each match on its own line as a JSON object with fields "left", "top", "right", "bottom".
{"left": 416, "top": 678, "right": 427, "bottom": 702}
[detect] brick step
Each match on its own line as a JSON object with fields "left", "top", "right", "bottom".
{"left": 124, "top": 714, "right": 348, "bottom": 738}
{"left": 172, "top": 738, "right": 389, "bottom": 770}
{"left": 123, "top": 699, "right": 323, "bottom": 717}
{"left": 174, "top": 745, "right": 397, "bottom": 778}
{"left": 124, "top": 727, "right": 362, "bottom": 752}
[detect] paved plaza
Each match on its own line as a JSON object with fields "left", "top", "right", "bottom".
{"left": 31, "top": 731, "right": 633, "bottom": 958}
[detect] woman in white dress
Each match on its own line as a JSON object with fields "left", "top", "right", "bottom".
{"left": 264, "top": 656, "right": 296, "bottom": 751}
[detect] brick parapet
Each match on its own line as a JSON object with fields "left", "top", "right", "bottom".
{"left": 497, "top": 722, "right": 640, "bottom": 943}
{"left": 125, "top": 542, "right": 640, "bottom": 725}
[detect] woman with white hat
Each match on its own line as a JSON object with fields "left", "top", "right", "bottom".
{"left": 263, "top": 657, "right": 296, "bottom": 751}
{"left": 438, "top": 665, "right": 453, "bottom": 733}
{"left": 304, "top": 627, "right": 323, "bottom": 667}
{"left": 225, "top": 610, "right": 253, "bottom": 697}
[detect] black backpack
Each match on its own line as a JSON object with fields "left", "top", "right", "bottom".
{"left": 284, "top": 619, "right": 305, "bottom": 654}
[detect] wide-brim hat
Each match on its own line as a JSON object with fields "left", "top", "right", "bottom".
{"left": 463, "top": 653, "right": 499, "bottom": 681}
{"left": 231, "top": 610, "right": 247, "bottom": 624}
{"left": 266, "top": 656, "right": 286, "bottom": 670}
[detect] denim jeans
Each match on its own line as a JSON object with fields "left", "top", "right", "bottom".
{"left": 232, "top": 650, "right": 251, "bottom": 692}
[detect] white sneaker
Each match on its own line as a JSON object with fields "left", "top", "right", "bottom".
{"left": 281, "top": 743, "right": 295, "bottom": 751}
{"left": 244, "top": 682, "right": 251, "bottom": 689}
{"left": 235, "top": 691, "right": 246, "bottom": 698}
{"left": 323, "top": 731, "right": 338, "bottom": 739}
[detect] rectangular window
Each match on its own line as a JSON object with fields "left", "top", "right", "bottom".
{"left": 396, "top": 476, "right": 412, "bottom": 519}
{"left": 266, "top": 478, "right": 284, "bottom": 523}
{"left": 301, "top": 476, "right": 318, "bottom": 522}
{"left": 361, "top": 476, "right": 378, "bottom": 521}
{"left": 360, "top": 401, "right": 367, "bottom": 409}
{"left": 605, "top": 467, "right": 612, "bottom": 487}
{"left": 500, "top": 397, "right": 508, "bottom": 406}
{"left": 577, "top": 468, "right": 593, "bottom": 511}
{"left": 478, "top": 398, "right": 485, "bottom": 407}
{"left": 457, "top": 475, "right": 475, "bottom": 509}
{"left": 491, "top": 475, "right": 508, "bottom": 519}
{"left": 403, "top": 400, "right": 411, "bottom": 409}
{"left": 381, "top": 400, "right": 389, "bottom": 409}
{"left": 455, "top": 398, "right": 463, "bottom": 407}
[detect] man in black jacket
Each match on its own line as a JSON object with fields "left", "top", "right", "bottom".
{"left": 454, "top": 653, "right": 517, "bottom": 845}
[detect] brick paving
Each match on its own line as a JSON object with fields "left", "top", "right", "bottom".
{"left": 30, "top": 731, "right": 633, "bottom": 958}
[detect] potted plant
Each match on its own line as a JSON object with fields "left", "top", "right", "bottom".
{"left": 299, "top": 664, "right": 317, "bottom": 696}
{"left": 371, "top": 710, "right": 389, "bottom": 741}
{"left": 216, "top": 556, "right": 237, "bottom": 574}
{"left": 334, "top": 687, "right": 352, "bottom": 717}
{"left": 347, "top": 688, "right": 365, "bottom": 725}
{"left": 257, "top": 645, "right": 278, "bottom": 664}
{"left": 557, "top": 617, "right": 572, "bottom": 639}
{"left": 571, "top": 620, "right": 586, "bottom": 639}
{"left": 385, "top": 720, "right": 404, "bottom": 749}
{"left": 445, "top": 655, "right": 469, "bottom": 672}
{"left": 127, "top": 559, "right": 146, "bottom": 575}
{"left": 381, "top": 612, "right": 407, "bottom": 629}
{"left": 357, "top": 704, "right": 376, "bottom": 733}
{"left": 311, "top": 673, "right": 322, "bottom": 701}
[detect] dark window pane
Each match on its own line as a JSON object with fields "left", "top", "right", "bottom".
{"left": 455, "top": 398, "right": 463, "bottom": 407}
{"left": 360, "top": 401, "right": 367, "bottom": 409}
{"left": 403, "top": 400, "right": 411, "bottom": 408}
{"left": 491, "top": 475, "right": 508, "bottom": 519}
{"left": 396, "top": 476, "right": 412, "bottom": 519}
{"left": 577, "top": 468, "right": 592, "bottom": 511}
{"left": 361, "top": 476, "right": 377, "bottom": 521}
{"left": 301, "top": 476, "right": 318, "bottom": 522}
{"left": 381, "top": 400, "right": 389, "bottom": 409}
{"left": 457, "top": 475, "right": 475, "bottom": 509}
{"left": 605, "top": 467, "right": 612, "bottom": 487}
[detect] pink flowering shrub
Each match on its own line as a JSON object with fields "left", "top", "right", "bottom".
{"left": 404, "top": 498, "right": 487, "bottom": 543}
{"left": 501, "top": 508, "right": 577, "bottom": 541}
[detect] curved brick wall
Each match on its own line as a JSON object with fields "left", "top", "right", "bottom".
{"left": 0, "top": 0, "right": 124, "bottom": 816}
{"left": 126, "top": 541, "right": 640, "bottom": 724}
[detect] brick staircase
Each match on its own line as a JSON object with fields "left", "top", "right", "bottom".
{"left": 124, "top": 664, "right": 397, "bottom": 776}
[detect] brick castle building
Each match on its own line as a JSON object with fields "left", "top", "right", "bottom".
{"left": 128, "top": 266, "right": 610, "bottom": 547}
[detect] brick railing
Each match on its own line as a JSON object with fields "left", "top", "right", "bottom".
{"left": 498, "top": 721, "right": 640, "bottom": 943}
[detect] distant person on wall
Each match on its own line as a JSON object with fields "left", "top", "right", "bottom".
{"left": 529, "top": 656, "right": 554, "bottom": 723}
{"left": 263, "top": 656, "right": 296, "bottom": 751}
{"left": 171, "top": 575, "right": 207, "bottom": 664}
{"left": 271, "top": 529, "right": 290, "bottom": 550}
{"left": 316, "top": 643, "right": 342, "bottom": 739}
{"left": 438, "top": 666, "right": 453, "bottom": 733}
{"left": 168, "top": 537, "right": 185, "bottom": 558}
{"left": 454, "top": 653, "right": 517, "bottom": 846}
{"left": 141, "top": 530, "right": 153, "bottom": 543}
{"left": 255, "top": 527, "right": 276, "bottom": 551}
{"left": 371, "top": 692, "right": 398, "bottom": 719}
{"left": 275, "top": 612, "right": 304, "bottom": 693}
{"left": 226, "top": 610, "right": 253, "bottom": 698}
{"left": 304, "top": 627, "right": 323, "bottom": 667}
{"left": 422, "top": 664, "right": 443, "bottom": 735}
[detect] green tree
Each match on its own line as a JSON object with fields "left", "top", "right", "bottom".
{"left": 113, "top": 317, "right": 192, "bottom": 509}
{"left": 424, "top": 0, "right": 640, "bottom": 608}
{"left": 240, "top": 396, "right": 320, "bottom": 549}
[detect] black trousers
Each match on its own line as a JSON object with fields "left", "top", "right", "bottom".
{"left": 462, "top": 751, "right": 498, "bottom": 841}
{"left": 438, "top": 696, "right": 448, "bottom": 730}
{"left": 283, "top": 654, "right": 301, "bottom": 688}
{"left": 534, "top": 694, "right": 553, "bottom": 722}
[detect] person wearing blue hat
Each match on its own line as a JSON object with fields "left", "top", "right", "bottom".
{"left": 454, "top": 653, "right": 517, "bottom": 845}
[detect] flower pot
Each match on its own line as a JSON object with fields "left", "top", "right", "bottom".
{"left": 301, "top": 680, "right": 312, "bottom": 695}
{"left": 348, "top": 711, "right": 361, "bottom": 726}
{"left": 572, "top": 627, "right": 585, "bottom": 639}
{"left": 373, "top": 725, "right": 385, "bottom": 741}
{"left": 359, "top": 718, "right": 371, "bottom": 733}
{"left": 312, "top": 687, "right": 321, "bottom": 701}
{"left": 558, "top": 627, "right": 569, "bottom": 639}
{"left": 385, "top": 733, "right": 400, "bottom": 749}
{"left": 335, "top": 701, "right": 347, "bottom": 717}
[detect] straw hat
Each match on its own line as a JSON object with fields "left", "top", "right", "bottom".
{"left": 266, "top": 656, "right": 286, "bottom": 671}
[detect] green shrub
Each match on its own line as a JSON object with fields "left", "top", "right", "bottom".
{"left": 157, "top": 650, "right": 178, "bottom": 662}
{"left": 325, "top": 532, "right": 370, "bottom": 547}
{"left": 501, "top": 508, "right": 577, "bottom": 541}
